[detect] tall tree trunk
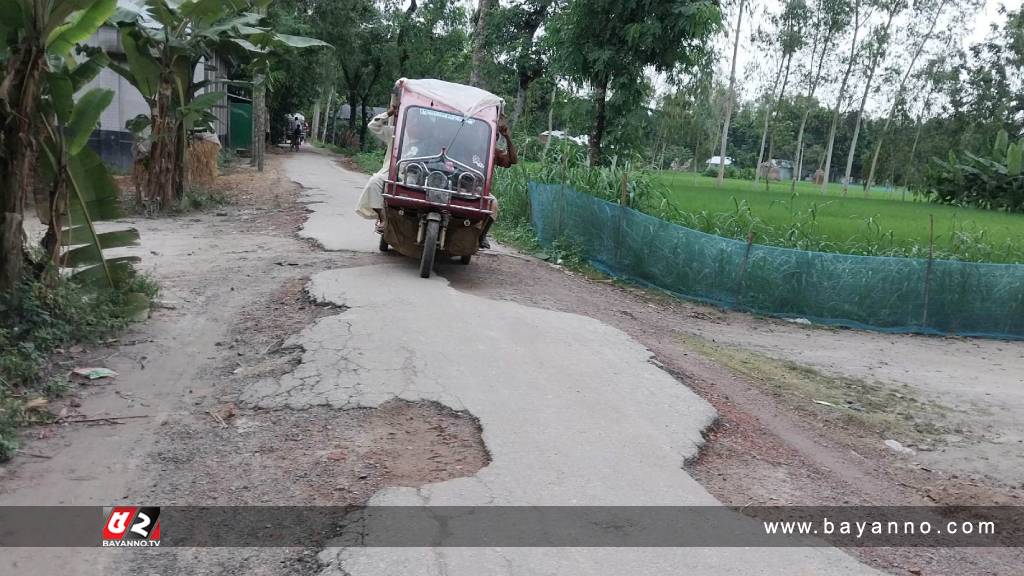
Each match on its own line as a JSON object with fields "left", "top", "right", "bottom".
{"left": 904, "top": 85, "right": 937, "bottom": 189}
{"left": 754, "top": 53, "right": 791, "bottom": 186}
{"left": 509, "top": 1, "right": 552, "bottom": 127}
{"left": 311, "top": 94, "right": 322, "bottom": 143}
{"left": 359, "top": 100, "right": 369, "bottom": 150}
{"left": 791, "top": 24, "right": 836, "bottom": 193}
{"left": 469, "top": 0, "right": 495, "bottom": 88}
{"left": 0, "top": 43, "right": 45, "bottom": 292}
{"left": 692, "top": 130, "right": 703, "bottom": 184}
{"left": 842, "top": 9, "right": 898, "bottom": 194}
{"left": 41, "top": 118, "right": 69, "bottom": 267}
{"left": 821, "top": 0, "right": 862, "bottom": 194}
{"left": 588, "top": 75, "right": 609, "bottom": 167}
{"left": 864, "top": 0, "right": 945, "bottom": 192}
{"left": 148, "top": 80, "right": 180, "bottom": 207}
{"left": 348, "top": 92, "right": 358, "bottom": 129}
{"left": 717, "top": 0, "right": 746, "bottom": 187}
{"left": 250, "top": 81, "right": 259, "bottom": 167}
{"left": 512, "top": 72, "right": 531, "bottom": 127}
{"left": 253, "top": 79, "right": 266, "bottom": 172}
{"left": 321, "top": 92, "right": 333, "bottom": 142}
{"left": 541, "top": 84, "right": 557, "bottom": 161}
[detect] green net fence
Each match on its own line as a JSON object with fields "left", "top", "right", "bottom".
{"left": 529, "top": 183, "right": 1024, "bottom": 339}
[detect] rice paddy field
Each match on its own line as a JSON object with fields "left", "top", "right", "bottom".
{"left": 651, "top": 173, "right": 1024, "bottom": 264}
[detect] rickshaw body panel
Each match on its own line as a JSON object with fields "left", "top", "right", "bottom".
{"left": 382, "top": 206, "right": 484, "bottom": 259}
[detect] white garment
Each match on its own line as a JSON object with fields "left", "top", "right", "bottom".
{"left": 367, "top": 112, "right": 393, "bottom": 144}
{"left": 356, "top": 168, "right": 388, "bottom": 219}
{"left": 356, "top": 112, "right": 394, "bottom": 219}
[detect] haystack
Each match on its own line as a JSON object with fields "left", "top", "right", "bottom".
{"left": 188, "top": 132, "right": 222, "bottom": 187}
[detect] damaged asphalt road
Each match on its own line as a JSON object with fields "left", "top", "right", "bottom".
{"left": 281, "top": 152, "right": 878, "bottom": 575}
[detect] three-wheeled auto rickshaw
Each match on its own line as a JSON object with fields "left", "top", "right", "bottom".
{"left": 377, "top": 78, "right": 503, "bottom": 278}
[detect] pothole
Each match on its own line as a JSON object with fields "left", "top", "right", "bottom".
{"left": 146, "top": 399, "right": 489, "bottom": 506}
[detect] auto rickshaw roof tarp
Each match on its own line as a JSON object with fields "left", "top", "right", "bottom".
{"left": 399, "top": 78, "right": 504, "bottom": 119}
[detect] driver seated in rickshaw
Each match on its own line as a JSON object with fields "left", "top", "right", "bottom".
{"left": 355, "top": 106, "right": 516, "bottom": 249}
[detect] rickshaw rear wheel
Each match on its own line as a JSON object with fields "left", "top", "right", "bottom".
{"left": 378, "top": 236, "right": 389, "bottom": 252}
{"left": 419, "top": 219, "right": 440, "bottom": 278}
{"left": 459, "top": 255, "right": 471, "bottom": 265}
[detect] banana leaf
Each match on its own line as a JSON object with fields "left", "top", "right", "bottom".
{"left": 63, "top": 229, "right": 141, "bottom": 266}
{"left": 67, "top": 88, "right": 113, "bottom": 155}
{"left": 64, "top": 147, "right": 123, "bottom": 288}
{"left": 120, "top": 28, "right": 161, "bottom": 98}
{"left": 47, "top": 0, "right": 116, "bottom": 55}
{"left": 1007, "top": 143, "right": 1022, "bottom": 177}
{"left": 47, "top": 71, "right": 75, "bottom": 123}
{"left": 62, "top": 226, "right": 140, "bottom": 247}
{"left": 71, "top": 256, "right": 140, "bottom": 288}
{"left": 69, "top": 49, "right": 111, "bottom": 91}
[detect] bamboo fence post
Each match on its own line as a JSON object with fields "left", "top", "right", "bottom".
{"left": 735, "top": 230, "right": 755, "bottom": 306}
{"left": 922, "top": 214, "right": 934, "bottom": 329}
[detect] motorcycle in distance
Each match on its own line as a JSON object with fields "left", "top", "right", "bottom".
{"left": 378, "top": 78, "right": 502, "bottom": 278}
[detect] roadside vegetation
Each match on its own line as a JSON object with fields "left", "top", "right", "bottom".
{"left": 0, "top": 0, "right": 324, "bottom": 461}
{"left": 0, "top": 267, "right": 158, "bottom": 460}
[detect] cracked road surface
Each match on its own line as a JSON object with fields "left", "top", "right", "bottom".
{"left": 280, "top": 152, "right": 877, "bottom": 575}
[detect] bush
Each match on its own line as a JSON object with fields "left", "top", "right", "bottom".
{"left": 352, "top": 150, "right": 385, "bottom": 173}
{"left": 919, "top": 130, "right": 1024, "bottom": 212}
{"left": 703, "top": 165, "right": 739, "bottom": 179}
{"left": 0, "top": 272, "right": 158, "bottom": 461}
{"left": 735, "top": 167, "right": 756, "bottom": 181}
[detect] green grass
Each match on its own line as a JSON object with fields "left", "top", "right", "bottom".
{"left": 652, "top": 173, "right": 1024, "bottom": 263}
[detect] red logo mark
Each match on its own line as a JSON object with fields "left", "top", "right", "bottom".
{"left": 102, "top": 507, "right": 161, "bottom": 546}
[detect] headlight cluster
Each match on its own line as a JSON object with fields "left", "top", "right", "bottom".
{"left": 400, "top": 162, "right": 483, "bottom": 196}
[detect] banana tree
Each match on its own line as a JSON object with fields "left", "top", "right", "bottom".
{"left": 109, "top": 0, "right": 328, "bottom": 209}
{"left": 35, "top": 1, "right": 142, "bottom": 290}
{"left": 0, "top": 0, "right": 130, "bottom": 292}
{"left": 923, "top": 131, "right": 1024, "bottom": 212}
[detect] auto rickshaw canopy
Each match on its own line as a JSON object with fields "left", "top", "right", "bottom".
{"left": 399, "top": 78, "right": 504, "bottom": 118}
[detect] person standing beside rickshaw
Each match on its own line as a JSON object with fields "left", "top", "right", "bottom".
{"left": 356, "top": 105, "right": 399, "bottom": 228}
{"left": 479, "top": 115, "right": 517, "bottom": 249}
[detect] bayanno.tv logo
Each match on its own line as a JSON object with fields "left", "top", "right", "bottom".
{"left": 102, "top": 507, "right": 161, "bottom": 547}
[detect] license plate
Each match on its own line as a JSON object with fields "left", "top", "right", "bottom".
{"left": 427, "top": 189, "right": 451, "bottom": 205}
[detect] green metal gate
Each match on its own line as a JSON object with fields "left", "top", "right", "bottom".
{"left": 229, "top": 101, "right": 252, "bottom": 150}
